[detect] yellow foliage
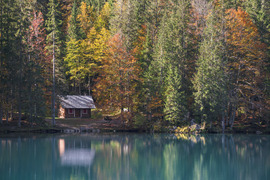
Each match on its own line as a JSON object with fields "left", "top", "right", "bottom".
{"left": 78, "top": 2, "right": 95, "bottom": 35}
{"left": 95, "top": 2, "right": 111, "bottom": 31}
{"left": 175, "top": 126, "right": 189, "bottom": 133}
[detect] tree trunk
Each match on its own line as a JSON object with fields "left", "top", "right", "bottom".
{"left": 18, "top": 1, "right": 22, "bottom": 128}
{"left": 10, "top": 104, "right": 13, "bottom": 121}
{"left": 121, "top": 107, "right": 123, "bottom": 126}
{"left": 72, "top": 80, "right": 75, "bottom": 93}
{"left": 29, "top": 86, "right": 33, "bottom": 127}
{"left": 0, "top": 0, "right": 2, "bottom": 67}
{"left": 79, "top": 82, "right": 81, "bottom": 95}
{"left": 229, "top": 103, "right": 234, "bottom": 124}
{"left": 34, "top": 103, "right": 37, "bottom": 119}
{"left": 147, "top": 92, "right": 151, "bottom": 122}
{"left": 52, "top": 30, "right": 56, "bottom": 126}
{"left": 0, "top": 104, "right": 2, "bottom": 124}
{"left": 230, "top": 105, "right": 236, "bottom": 129}
{"left": 30, "top": 110, "right": 33, "bottom": 127}
{"left": 225, "top": 103, "right": 231, "bottom": 126}
{"left": 88, "top": 77, "right": 91, "bottom": 96}
{"left": 0, "top": 0, "right": 2, "bottom": 125}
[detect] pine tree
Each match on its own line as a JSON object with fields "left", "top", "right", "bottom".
{"left": 0, "top": 0, "right": 42, "bottom": 126}
{"left": 0, "top": 0, "right": 5, "bottom": 124}
{"left": 144, "top": 12, "right": 169, "bottom": 122}
{"left": 149, "top": 0, "right": 192, "bottom": 123}
{"left": 25, "top": 10, "right": 48, "bottom": 126}
{"left": 68, "top": 0, "right": 80, "bottom": 40}
{"left": 164, "top": 65, "right": 187, "bottom": 123}
{"left": 193, "top": 10, "right": 228, "bottom": 130}
{"left": 46, "top": 0, "right": 63, "bottom": 125}
{"left": 110, "top": 0, "right": 140, "bottom": 51}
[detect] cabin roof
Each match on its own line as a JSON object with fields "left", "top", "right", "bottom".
{"left": 59, "top": 95, "right": 96, "bottom": 109}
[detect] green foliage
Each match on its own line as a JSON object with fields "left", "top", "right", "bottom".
{"left": 46, "top": 0, "right": 63, "bottom": 51}
{"left": 46, "top": 0, "right": 67, "bottom": 93}
{"left": 133, "top": 113, "right": 148, "bottom": 127}
{"left": 148, "top": 0, "right": 191, "bottom": 124}
{"left": 68, "top": 0, "right": 80, "bottom": 40}
{"left": 193, "top": 10, "right": 228, "bottom": 122}
{"left": 164, "top": 65, "right": 187, "bottom": 123}
{"left": 91, "top": 109, "right": 103, "bottom": 119}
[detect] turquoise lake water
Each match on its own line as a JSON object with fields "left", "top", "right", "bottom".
{"left": 0, "top": 133, "right": 269, "bottom": 180}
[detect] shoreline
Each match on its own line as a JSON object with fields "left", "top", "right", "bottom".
{"left": 0, "top": 118, "right": 269, "bottom": 135}
{"left": 1, "top": 126, "right": 269, "bottom": 135}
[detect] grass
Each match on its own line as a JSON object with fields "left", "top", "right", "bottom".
{"left": 55, "top": 118, "right": 98, "bottom": 128}
{"left": 45, "top": 117, "right": 61, "bottom": 120}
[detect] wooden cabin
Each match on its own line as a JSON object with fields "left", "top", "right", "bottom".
{"left": 58, "top": 95, "right": 96, "bottom": 118}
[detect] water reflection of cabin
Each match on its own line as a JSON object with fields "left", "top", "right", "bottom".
{"left": 58, "top": 138, "right": 95, "bottom": 166}
{"left": 58, "top": 95, "right": 96, "bottom": 118}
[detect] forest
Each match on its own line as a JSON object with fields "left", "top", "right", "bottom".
{"left": 0, "top": 0, "right": 269, "bottom": 131}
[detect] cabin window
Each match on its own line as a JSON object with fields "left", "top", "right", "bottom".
{"left": 82, "top": 109, "right": 87, "bottom": 114}
{"left": 68, "top": 109, "right": 74, "bottom": 114}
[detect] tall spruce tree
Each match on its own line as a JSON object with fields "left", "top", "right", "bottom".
{"left": 68, "top": 0, "right": 80, "bottom": 40}
{"left": 164, "top": 65, "right": 187, "bottom": 123}
{"left": 46, "top": 0, "right": 63, "bottom": 125}
{"left": 25, "top": 10, "right": 49, "bottom": 125}
{"left": 144, "top": 11, "right": 169, "bottom": 122}
{"left": 0, "top": 0, "right": 4, "bottom": 124}
{"left": 193, "top": 10, "right": 228, "bottom": 131}
{"left": 150, "top": 0, "right": 191, "bottom": 123}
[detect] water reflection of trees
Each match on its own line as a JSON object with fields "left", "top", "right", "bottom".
{"left": 0, "top": 134, "right": 269, "bottom": 180}
{"left": 170, "top": 134, "right": 270, "bottom": 180}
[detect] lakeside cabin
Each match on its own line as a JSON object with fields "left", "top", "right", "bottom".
{"left": 58, "top": 95, "right": 96, "bottom": 118}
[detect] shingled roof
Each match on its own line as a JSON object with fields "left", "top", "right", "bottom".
{"left": 59, "top": 95, "right": 96, "bottom": 109}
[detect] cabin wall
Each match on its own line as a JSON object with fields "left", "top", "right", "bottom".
{"left": 75, "top": 109, "right": 80, "bottom": 117}
{"left": 81, "top": 109, "right": 91, "bottom": 118}
{"left": 65, "top": 109, "right": 75, "bottom": 118}
{"left": 59, "top": 108, "right": 91, "bottom": 118}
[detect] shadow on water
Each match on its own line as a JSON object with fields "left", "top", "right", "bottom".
{"left": 0, "top": 133, "right": 269, "bottom": 180}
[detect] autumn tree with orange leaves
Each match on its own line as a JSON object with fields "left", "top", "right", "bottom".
{"left": 94, "top": 34, "right": 141, "bottom": 123}
{"left": 226, "top": 8, "right": 267, "bottom": 126}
